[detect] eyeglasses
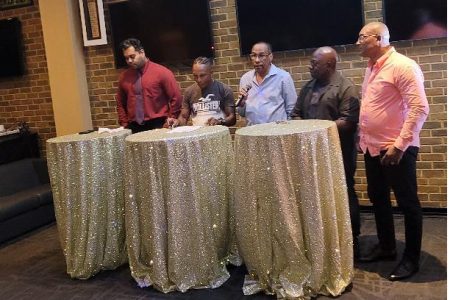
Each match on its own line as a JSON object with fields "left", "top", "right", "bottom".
{"left": 357, "top": 34, "right": 379, "bottom": 42}
{"left": 249, "top": 53, "right": 271, "bottom": 60}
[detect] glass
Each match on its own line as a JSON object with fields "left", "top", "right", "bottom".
{"left": 249, "top": 53, "right": 270, "bottom": 60}
{"left": 357, "top": 34, "right": 379, "bottom": 42}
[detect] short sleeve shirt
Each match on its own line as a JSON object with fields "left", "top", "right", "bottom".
{"left": 182, "top": 80, "right": 234, "bottom": 126}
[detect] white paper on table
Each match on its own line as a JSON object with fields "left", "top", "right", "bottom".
{"left": 167, "top": 126, "right": 203, "bottom": 134}
{"left": 0, "top": 129, "right": 20, "bottom": 136}
{"left": 98, "top": 127, "right": 125, "bottom": 133}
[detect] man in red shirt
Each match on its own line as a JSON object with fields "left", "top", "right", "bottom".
{"left": 357, "top": 22, "right": 429, "bottom": 281}
{"left": 116, "top": 38, "right": 182, "bottom": 133}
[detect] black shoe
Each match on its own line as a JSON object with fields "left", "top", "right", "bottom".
{"left": 359, "top": 244, "right": 397, "bottom": 262}
{"left": 388, "top": 258, "right": 419, "bottom": 281}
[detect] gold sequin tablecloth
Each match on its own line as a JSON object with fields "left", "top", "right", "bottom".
{"left": 46, "top": 130, "right": 131, "bottom": 279}
{"left": 234, "top": 120, "right": 353, "bottom": 299}
{"left": 124, "top": 125, "right": 239, "bottom": 293}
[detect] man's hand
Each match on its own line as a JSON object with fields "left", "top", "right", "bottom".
{"left": 236, "top": 87, "right": 250, "bottom": 107}
{"left": 206, "top": 117, "right": 223, "bottom": 126}
{"left": 356, "top": 143, "right": 363, "bottom": 154}
{"left": 380, "top": 145, "right": 404, "bottom": 166}
{"left": 165, "top": 117, "right": 180, "bottom": 128}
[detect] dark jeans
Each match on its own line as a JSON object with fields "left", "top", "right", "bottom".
{"left": 364, "top": 146, "right": 422, "bottom": 263}
{"left": 127, "top": 117, "right": 167, "bottom": 133}
{"left": 340, "top": 135, "right": 361, "bottom": 238}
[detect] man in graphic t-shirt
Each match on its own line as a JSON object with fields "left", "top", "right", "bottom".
{"left": 167, "top": 57, "right": 236, "bottom": 127}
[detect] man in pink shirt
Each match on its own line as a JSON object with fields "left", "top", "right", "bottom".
{"left": 356, "top": 22, "right": 429, "bottom": 281}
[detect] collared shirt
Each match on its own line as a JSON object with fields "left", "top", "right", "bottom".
{"left": 116, "top": 60, "right": 182, "bottom": 127}
{"left": 238, "top": 64, "right": 297, "bottom": 125}
{"left": 291, "top": 72, "right": 360, "bottom": 123}
{"left": 359, "top": 47, "right": 429, "bottom": 156}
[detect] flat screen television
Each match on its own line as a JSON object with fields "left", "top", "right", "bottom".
{"left": 0, "top": 17, "right": 25, "bottom": 78}
{"left": 108, "top": 0, "right": 214, "bottom": 68}
{"left": 383, "top": 0, "right": 447, "bottom": 41}
{"left": 236, "top": 0, "right": 364, "bottom": 55}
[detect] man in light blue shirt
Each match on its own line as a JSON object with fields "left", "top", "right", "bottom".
{"left": 237, "top": 42, "right": 297, "bottom": 125}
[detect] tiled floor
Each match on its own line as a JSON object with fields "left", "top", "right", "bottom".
{"left": 0, "top": 213, "right": 446, "bottom": 299}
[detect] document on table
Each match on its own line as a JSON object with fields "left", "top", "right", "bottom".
{"left": 167, "top": 126, "right": 202, "bottom": 134}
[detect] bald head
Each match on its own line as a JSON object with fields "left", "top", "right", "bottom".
{"left": 313, "top": 46, "right": 338, "bottom": 70}
{"left": 309, "top": 46, "right": 338, "bottom": 83}
{"left": 362, "top": 22, "right": 390, "bottom": 46}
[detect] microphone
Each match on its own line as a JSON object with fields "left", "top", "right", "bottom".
{"left": 235, "top": 84, "right": 252, "bottom": 107}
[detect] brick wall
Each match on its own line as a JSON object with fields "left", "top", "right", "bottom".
{"left": 0, "top": 0, "right": 55, "bottom": 152}
{"left": 0, "top": 0, "right": 446, "bottom": 207}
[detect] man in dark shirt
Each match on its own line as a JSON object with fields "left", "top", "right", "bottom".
{"left": 168, "top": 57, "right": 236, "bottom": 127}
{"left": 116, "top": 38, "right": 182, "bottom": 133}
{"left": 291, "top": 46, "right": 361, "bottom": 258}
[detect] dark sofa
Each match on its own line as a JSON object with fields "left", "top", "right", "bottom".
{"left": 0, "top": 158, "right": 55, "bottom": 243}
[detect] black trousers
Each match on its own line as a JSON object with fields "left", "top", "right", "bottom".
{"left": 340, "top": 135, "right": 361, "bottom": 238}
{"left": 364, "top": 146, "right": 422, "bottom": 263}
{"left": 127, "top": 117, "right": 167, "bottom": 134}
